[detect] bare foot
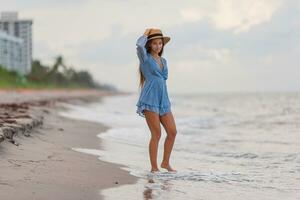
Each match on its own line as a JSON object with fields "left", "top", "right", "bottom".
{"left": 160, "top": 163, "right": 177, "bottom": 172}
{"left": 150, "top": 168, "right": 160, "bottom": 173}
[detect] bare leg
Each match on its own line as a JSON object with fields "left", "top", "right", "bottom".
{"left": 159, "top": 111, "right": 177, "bottom": 172}
{"left": 144, "top": 110, "right": 162, "bottom": 173}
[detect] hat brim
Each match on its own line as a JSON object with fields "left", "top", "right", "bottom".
{"left": 147, "top": 36, "right": 170, "bottom": 45}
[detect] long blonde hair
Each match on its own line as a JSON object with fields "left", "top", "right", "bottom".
{"left": 138, "top": 38, "right": 165, "bottom": 91}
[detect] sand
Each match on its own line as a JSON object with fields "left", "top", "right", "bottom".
{"left": 0, "top": 89, "right": 137, "bottom": 200}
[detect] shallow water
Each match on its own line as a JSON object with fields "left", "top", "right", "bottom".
{"left": 59, "top": 92, "right": 300, "bottom": 200}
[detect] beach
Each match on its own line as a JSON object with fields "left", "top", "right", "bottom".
{"left": 59, "top": 92, "right": 300, "bottom": 200}
{"left": 1, "top": 90, "right": 299, "bottom": 200}
{"left": 0, "top": 89, "right": 138, "bottom": 200}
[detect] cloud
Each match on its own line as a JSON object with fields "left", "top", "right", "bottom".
{"left": 0, "top": 0, "right": 86, "bottom": 9}
{"left": 162, "top": 0, "right": 300, "bottom": 93}
{"left": 180, "top": 8, "right": 206, "bottom": 23}
{"left": 212, "top": 0, "right": 283, "bottom": 34}
{"left": 74, "top": 23, "right": 136, "bottom": 65}
{"left": 177, "top": 0, "right": 284, "bottom": 34}
{"left": 1, "top": 0, "right": 299, "bottom": 93}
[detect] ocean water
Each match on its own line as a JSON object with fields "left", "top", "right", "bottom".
{"left": 59, "top": 92, "right": 300, "bottom": 200}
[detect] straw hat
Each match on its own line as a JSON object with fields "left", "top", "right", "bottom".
{"left": 146, "top": 28, "right": 170, "bottom": 45}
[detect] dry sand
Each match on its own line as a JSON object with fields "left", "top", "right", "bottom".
{"left": 0, "top": 89, "right": 137, "bottom": 200}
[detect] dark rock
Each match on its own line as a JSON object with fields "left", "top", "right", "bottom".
{"left": 1, "top": 127, "right": 16, "bottom": 140}
{"left": 0, "top": 131, "right": 4, "bottom": 143}
{"left": 3, "top": 119, "right": 17, "bottom": 123}
{"left": 0, "top": 100, "right": 46, "bottom": 145}
{"left": 11, "top": 114, "right": 32, "bottom": 119}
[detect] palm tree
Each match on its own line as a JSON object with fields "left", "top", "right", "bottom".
{"left": 47, "top": 55, "right": 67, "bottom": 77}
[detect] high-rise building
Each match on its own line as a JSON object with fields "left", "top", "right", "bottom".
{"left": 0, "top": 30, "right": 23, "bottom": 72}
{"left": 0, "top": 11, "right": 33, "bottom": 74}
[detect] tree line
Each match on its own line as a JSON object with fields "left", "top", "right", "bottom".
{"left": 27, "top": 56, "right": 106, "bottom": 89}
{"left": 0, "top": 55, "right": 117, "bottom": 90}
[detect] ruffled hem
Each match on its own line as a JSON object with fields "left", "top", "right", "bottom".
{"left": 136, "top": 102, "right": 171, "bottom": 118}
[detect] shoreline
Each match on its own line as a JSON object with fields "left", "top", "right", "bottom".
{"left": 0, "top": 89, "right": 138, "bottom": 200}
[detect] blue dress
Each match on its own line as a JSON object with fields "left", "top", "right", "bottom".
{"left": 135, "top": 35, "right": 171, "bottom": 118}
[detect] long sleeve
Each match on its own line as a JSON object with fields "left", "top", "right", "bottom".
{"left": 136, "top": 35, "right": 148, "bottom": 63}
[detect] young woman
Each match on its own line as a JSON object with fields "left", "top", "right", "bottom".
{"left": 135, "top": 28, "right": 177, "bottom": 173}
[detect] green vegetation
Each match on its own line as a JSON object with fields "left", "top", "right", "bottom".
{"left": 0, "top": 66, "right": 31, "bottom": 88}
{"left": 0, "top": 56, "right": 110, "bottom": 90}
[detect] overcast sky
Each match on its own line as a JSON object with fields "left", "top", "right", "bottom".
{"left": 1, "top": 0, "right": 299, "bottom": 94}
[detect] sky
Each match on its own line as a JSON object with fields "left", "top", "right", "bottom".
{"left": 1, "top": 0, "right": 299, "bottom": 94}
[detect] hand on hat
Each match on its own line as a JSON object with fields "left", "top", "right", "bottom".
{"left": 144, "top": 28, "right": 152, "bottom": 36}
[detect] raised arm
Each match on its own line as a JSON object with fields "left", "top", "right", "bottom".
{"left": 136, "top": 35, "right": 148, "bottom": 63}
{"left": 136, "top": 28, "right": 151, "bottom": 63}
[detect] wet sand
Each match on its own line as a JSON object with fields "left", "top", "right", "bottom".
{"left": 0, "top": 89, "right": 137, "bottom": 200}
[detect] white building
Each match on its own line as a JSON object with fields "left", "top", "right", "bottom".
{"left": 0, "top": 30, "right": 23, "bottom": 73}
{"left": 0, "top": 12, "right": 33, "bottom": 74}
